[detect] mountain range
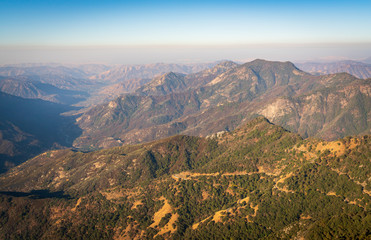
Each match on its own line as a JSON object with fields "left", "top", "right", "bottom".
{"left": 90, "top": 62, "right": 218, "bottom": 85}
{"left": 0, "top": 76, "right": 89, "bottom": 105}
{"left": 0, "top": 61, "right": 234, "bottom": 170}
{"left": 296, "top": 60, "right": 371, "bottom": 79}
{"left": 74, "top": 60, "right": 371, "bottom": 149}
{"left": 0, "top": 59, "right": 370, "bottom": 239}
{"left": 0, "top": 59, "right": 370, "bottom": 171}
{"left": 0, "top": 62, "right": 220, "bottom": 107}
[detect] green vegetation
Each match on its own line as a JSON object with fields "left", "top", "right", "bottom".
{"left": 0, "top": 117, "right": 370, "bottom": 239}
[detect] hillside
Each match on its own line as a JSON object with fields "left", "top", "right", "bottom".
{"left": 257, "top": 74, "right": 371, "bottom": 139}
{"left": 0, "top": 92, "right": 81, "bottom": 173}
{"left": 74, "top": 59, "right": 370, "bottom": 149}
{"left": 0, "top": 117, "right": 369, "bottom": 239}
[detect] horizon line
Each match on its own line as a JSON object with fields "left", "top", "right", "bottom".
{"left": 1, "top": 42, "right": 371, "bottom": 49}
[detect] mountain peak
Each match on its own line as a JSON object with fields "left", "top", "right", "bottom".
{"left": 134, "top": 71, "right": 187, "bottom": 96}
{"left": 214, "top": 60, "right": 239, "bottom": 68}
{"left": 246, "top": 59, "right": 297, "bottom": 68}
{"left": 155, "top": 71, "right": 185, "bottom": 83}
{"left": 233, "top": 116, "right": 275, "bottom": 133}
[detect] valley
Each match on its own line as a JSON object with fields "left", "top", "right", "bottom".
{"left": 1, "top": 59, "right": 370, "bottom": 172}
{"left": 0, "top": 59, "right": 370, "bottom": 239}
{"left": 2, "top": 0, "right": 370, "bottom": 238}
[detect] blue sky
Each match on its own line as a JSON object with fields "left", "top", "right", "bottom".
{"left": 1, "top": 0, "right": 371, "bottom": 63}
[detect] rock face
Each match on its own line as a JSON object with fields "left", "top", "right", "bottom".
{"left": 74, "top": 59, "right": 370, "bottom": 149}
{"left": 258, "top": 74, "right": 371, "bottom": 139}
{"left": 296, "top": 60, "right": 371, "bottom": 79}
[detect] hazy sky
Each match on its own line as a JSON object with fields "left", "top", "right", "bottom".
{"left": 1, "top": 0, "right": 371, "bottom": 64}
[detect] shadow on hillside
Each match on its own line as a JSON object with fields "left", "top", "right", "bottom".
{"left": 0, "top": 92, "right": 84, "bottom": 174}
{"left": 0, "top": 190, "right": 72, "bottom": 199}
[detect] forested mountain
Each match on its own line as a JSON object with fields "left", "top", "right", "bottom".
{"left": 0, "top": 117, "right": 369, "bottom": 239}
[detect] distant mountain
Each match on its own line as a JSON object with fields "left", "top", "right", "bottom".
{"left": 90, "top": 62, "right": 219, "bottom": 84}
{"left": 0, "top": 64, "right": 88, "bottom": 79}
{"left": 0, "top": 64, "right": 107, "bottom": 94}
{"left": 80, "top": 78, "right": 152, "bottom": 106}
{"left": 0, "top": 63, "right": 110, "bottom": 79}
{"left": 0, "top": 76, "right": 89, "bottom": 105}
{"left": 135, "top": 72, "right": 187, "bottom": 96}
{"left": 0, "top": 92, "right": 81, "bottom": 173}
{"left": 361, "top": 57, "right": 371, "bottom": 64}
{"left": 0, "top": 117, "right": 369, "bottom": 239}
{"left": 78, "top": 61, "right": 237, "bottom": 108}
{"left": 73, "top": 59, "right": 370, "bottom": 149}
{"left": 0, "top": 62, "right": 222, "bottom": 107}
{"left": 135, "top": 61, "right": 239, "bottom": 96}
{"left": 296, "top": 60, "right": 371, "bottom": 79}
{"left": 73, "top": 64, "right": 111, "bottom": 76}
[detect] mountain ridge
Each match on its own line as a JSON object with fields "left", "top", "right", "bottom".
{"left": 73, "top": 59, "right": 370, "bottom": 149}
{"left": 0, "top": 117, "right": 369, "bottom": 239}
{"left": 0, "top": 76, "right": 89, "bottom": 105}
{"left": 296, "top": 60, "right": 371, "bottom": 79}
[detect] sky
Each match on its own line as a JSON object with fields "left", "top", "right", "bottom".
{"left": 1, "top": 0, "right": 371, "bottom": 64}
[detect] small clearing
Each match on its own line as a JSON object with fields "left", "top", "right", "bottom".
{"left": 202, "top": 191, "right": 210, "bottom": 200}
{"left": 212, "top": 209, "right": 229, "bottom": 223}
{"left": 192, "top": 217, "right": 212, "bottom": 230}
{"left": 71, "top": 198, "right": 82, "bottom": 212}
{"left": 274, "top": 172, "right": 295, "bottom": 193}
{"left": 327, "top": 191, "right": 339, "bottom": 197}
{"left": 131, "top": 200, "right": 142, "bottom": 210}
{"left": 155, "top": 213, "right": 179, "bottom": 237}
{"left": 315, "top": 141, "right": 345, "bottom": 157}
{"left": 246, "top": 203, "right": 259, "bottom": 222}
{"left": 150, "top": 197, "right": 173, "bottom": 228}
{"left": 192, "top": 195, "right": 259, "bottom": 229}
{"left": 101, "top": 190, "right": 125, "bottom": 200}
{"left": 237, "top": 196, "right": 250, "bottom": 204}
